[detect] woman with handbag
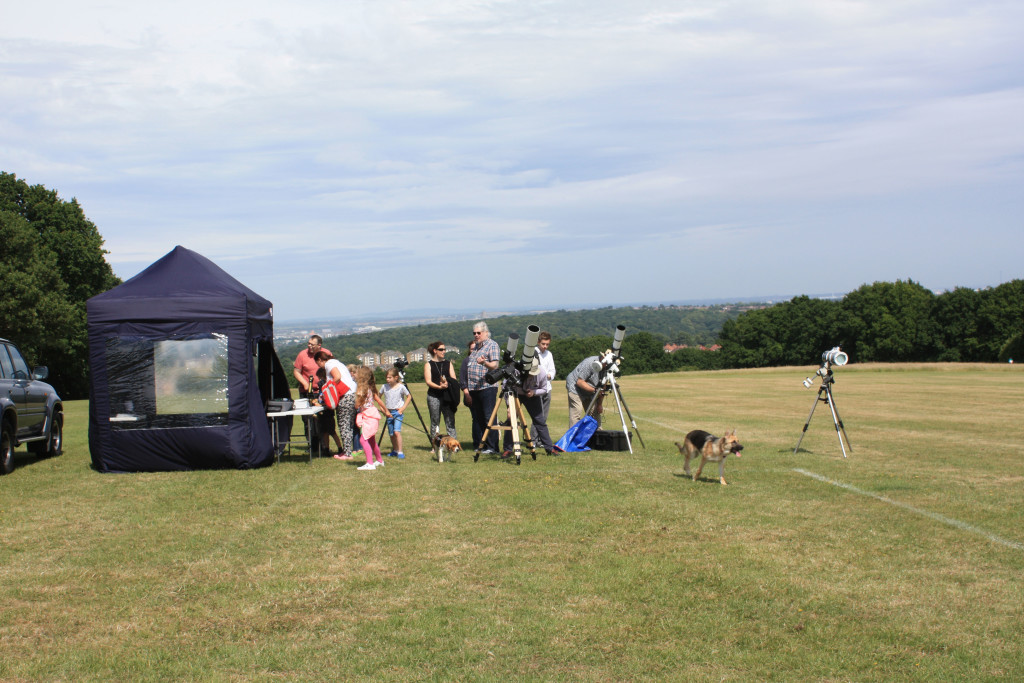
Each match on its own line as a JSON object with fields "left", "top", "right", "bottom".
{"left": 423, "top": 340, "right": 459, "bottom": 439}
{"left": 315, "top": 351, "right": 357, "bottom": 460}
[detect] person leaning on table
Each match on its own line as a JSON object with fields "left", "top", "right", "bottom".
{"left": 293, "top": 334, "right": 334, "bottom": 448}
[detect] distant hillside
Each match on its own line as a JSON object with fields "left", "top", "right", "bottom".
{"left": 276, "top": 303, "right": 763, "bottom": 364}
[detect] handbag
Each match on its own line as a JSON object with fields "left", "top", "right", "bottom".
{"left": 319, "top": 379, "right": 347, "bottom": 410}
{"left": 444, "top": 376, "right": 462, "bottom": 411}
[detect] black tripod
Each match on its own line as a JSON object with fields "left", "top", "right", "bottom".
{"left": 794, "top": 367, "right": 851, "bottom": 457}
{"left": 378, "top": 365, "right": 436, "bottom": 459}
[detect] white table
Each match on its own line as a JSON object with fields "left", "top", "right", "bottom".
{"left": 267, "top": 405, "right": 323, "bottom": 463}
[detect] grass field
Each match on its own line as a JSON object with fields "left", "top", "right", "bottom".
{"left": 2, "top": 364, "right": 1022, "bottom": 681}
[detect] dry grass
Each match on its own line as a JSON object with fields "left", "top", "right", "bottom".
{"left": 1, "top": 363, "right": 1022, "bottom": 681}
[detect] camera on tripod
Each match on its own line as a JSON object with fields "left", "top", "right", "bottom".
{"left": 393, "top": 358, "right": 409, "bottom": 371}
{"left": 484, "top": 325, "right": 540, "bottom": 387}
{"left": 803, "top": 346, "right": 849, "bottom": 387}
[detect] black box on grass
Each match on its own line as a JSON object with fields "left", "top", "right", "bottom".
{"left": 588, "top": 429, "right": 631, "bottom": 451}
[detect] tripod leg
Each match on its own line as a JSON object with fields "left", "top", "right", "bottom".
{"left": 406, "top": 391, "right": 437, "bottom": 458}
{"left": 585, "top": 388, "right": 604, "bottom": 418}
{"left": 514, "top": 398, "right": 537, "bottom": 460}
{"left": 794, "top": 386, "right": 825, "bottom": 454}
{"left": 610, "top": 376, "right": 646, "bottom": 451}
{"left": 615, "top": 385, "right": 645, "bottom": 449}
{"left": 823, "top": 384, "right": 851, "bottom": 458}
{"left": 507, "top": 394, "right": 522, "bottom": 465}
{"left": 606, "top": 378, "right": 630, "bottom": 454}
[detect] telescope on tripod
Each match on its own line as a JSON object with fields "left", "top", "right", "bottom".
{"left": 475, "top": 325, "right": 542, "bottom": 465}
{"left": 585, "top": 325, "right": 645, "bottom": 453}
{"left": 794, "top": 346, "right": 852, "bottom": 457}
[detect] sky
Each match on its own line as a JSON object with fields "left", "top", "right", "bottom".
{"left": 3, "top": 1, "right": 1022, "bottom": 322}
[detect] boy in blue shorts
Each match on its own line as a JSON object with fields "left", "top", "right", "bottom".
{"left": 380, "top": 367, "right": 412, "bottom": 458}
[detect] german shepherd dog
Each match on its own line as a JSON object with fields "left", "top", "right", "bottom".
{"left": 675, "top": 429, "right": 743, "bottom": 485}
{"left": 433, "top": 434, "right": 462, "bottom": 463}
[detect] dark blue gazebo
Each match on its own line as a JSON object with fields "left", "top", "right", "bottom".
{"left": 86, "top": 246, "right": 291, "bottom": 472}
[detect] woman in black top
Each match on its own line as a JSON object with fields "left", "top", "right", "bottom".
{"left": 423, "top": 340, "right": 459, "bottom": 439}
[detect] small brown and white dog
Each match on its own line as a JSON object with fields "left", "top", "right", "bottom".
{"left": 434, "top": 434, "right": 462, "bottom": 463}
{"left": 675, "top": 429, "right": 744, "bottom": 485}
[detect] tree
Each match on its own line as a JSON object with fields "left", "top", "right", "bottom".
{"left": 976, "top": 280, "right": 1024, "bottom": 360}
{"left": 838, "top": 280, "right": 938, "bottom": 362}
{"left": 0, "top": 172, "right": 120, "bottom": 397}
{"left": 719, "top": 296, "right": 844, "bottom": 368}
{"left": 0, "top": 212, "right": 83, "bottom": 371}
{"left": 932, "top": 287, "right": 983, "bottom": 361}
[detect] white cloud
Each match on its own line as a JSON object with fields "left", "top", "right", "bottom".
{"left": 2, "top": 0, "right": 1022, "bottom": 317}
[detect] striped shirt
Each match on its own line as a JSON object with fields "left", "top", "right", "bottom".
{"left": 463, "top": 338, "right": 500, "bottom": 390}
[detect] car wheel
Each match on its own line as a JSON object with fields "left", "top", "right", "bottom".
{"left": 48, "top": 413, "right": 63, "bottom": 458}
{"left": 1, "top": 424, "right": 14, "bottom": 475}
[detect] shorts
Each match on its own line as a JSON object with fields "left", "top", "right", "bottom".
{"left": 386, "top": 410, "right": 404, "bottom": 436}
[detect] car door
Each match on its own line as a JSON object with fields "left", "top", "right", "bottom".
{"left": 3, "top": 343, "right": 44, "bottom": 437}
{"left": 0, "top": 344, "right": 27, "bottom": 432}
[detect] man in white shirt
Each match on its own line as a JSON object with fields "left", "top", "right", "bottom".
{"left": 532, "top": 331, "right": 556, "bottom": 443}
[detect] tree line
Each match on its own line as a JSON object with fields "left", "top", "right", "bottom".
{"left": 717, "top": 279, "right": 1024, "bottom": 367}
{"left": 1, "top": 173, "right": 120, "bottom": 398}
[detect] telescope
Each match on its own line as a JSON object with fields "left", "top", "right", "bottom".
{"left": 476, "top": 325, "right": 543, "bottom": 465}
{"left": 804, "top": 346, "right": 849, "bottom": 388}
{"left": 795, "top": 345, "right": 852, "bottom": 457}
{"left": 484, "top": 325, "right": 540, "bottom": 387}
{"left": 583, "top": 325, "right": 645, "bottom": 452}
{"left": 822, "top": 346, "right": 848, "bottom": 367}
{"left": 591, "top": 325, "right": 626, "bottom": 385}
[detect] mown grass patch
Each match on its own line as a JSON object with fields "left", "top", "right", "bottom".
{"left": 1, "top": 364, "right": 1022, "bottom": 680}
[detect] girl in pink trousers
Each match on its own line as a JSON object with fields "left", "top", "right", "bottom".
{"left": 354, "top": 367, "right": 389, "bottom": 471}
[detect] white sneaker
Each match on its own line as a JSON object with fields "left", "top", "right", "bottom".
{"left": 375, "top": 459, "right": 385, "bottom": 467}
{"left": 357, "top": 462, "right": 377, "bottom": 471}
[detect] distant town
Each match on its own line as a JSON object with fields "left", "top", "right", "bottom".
{"left": 272, "top": 309, "right": 522, "bottom": 345}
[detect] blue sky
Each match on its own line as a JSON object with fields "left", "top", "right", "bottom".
{"left": 3, "top": 1, "right": 1022, "bottom": 321}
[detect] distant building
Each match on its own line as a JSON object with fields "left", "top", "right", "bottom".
{"left": 357, "top": 352, "right": 379, "bottom": 367}
{"left": 379, "top": 350, "right": 405, "bottom": 366}
{"left": 406, "top": 347, "right": 428, "bottom": 362}
{"left": 664, "top": 343, "right": 721, "bottom": 353}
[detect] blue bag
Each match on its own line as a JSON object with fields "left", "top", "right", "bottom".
{"left": 554, "top": 416, "right": 599, "bottom": 452}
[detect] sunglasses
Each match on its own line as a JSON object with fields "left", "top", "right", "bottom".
{"left": 437, "top": 348, "right": 446, "bottom": 352}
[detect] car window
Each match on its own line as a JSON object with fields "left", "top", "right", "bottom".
{"left": 6, "top": 344, "right": 31, "bottom": 379}
{"left": 0, "top": 345, "right": 13, "bottom": 379}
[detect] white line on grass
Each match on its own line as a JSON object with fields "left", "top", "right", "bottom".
{"left": 794, "top": 468, "right": 1024, "bottom": 552}
{"left": 634, "top": 416, "right": 687, "bottom": 434}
